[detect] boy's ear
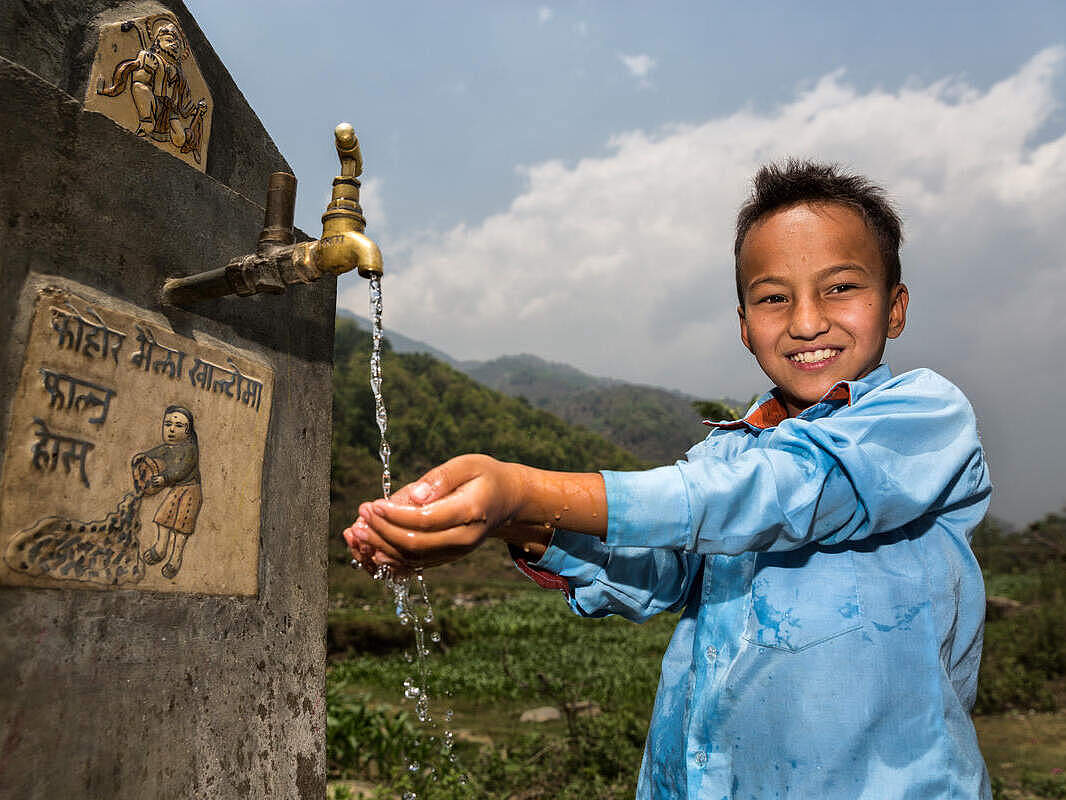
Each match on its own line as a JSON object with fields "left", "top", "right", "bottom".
{"left": 887, "top": 283, "right": 909, "bottom": 339}
{"left": 738, "top": 304, "right": 753, "bottom": 352}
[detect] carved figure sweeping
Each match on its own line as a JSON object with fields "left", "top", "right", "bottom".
{"left": 96, "top": 17, "right": 208, "bottom": 163}
{"left": 133, "top": 405, "right": 203, "bottom": 579}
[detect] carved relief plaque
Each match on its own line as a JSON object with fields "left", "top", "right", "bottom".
{"left": 84, "top": 13, "right": 212, "bottom": 171}
{"left": 0, "top": 288, "right": 273, "bottom": 596}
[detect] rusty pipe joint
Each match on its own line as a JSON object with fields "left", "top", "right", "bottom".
{"left": 162, "top": 123, "right": 382, "bottom": 306}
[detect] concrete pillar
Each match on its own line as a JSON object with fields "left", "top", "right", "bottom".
{"left": 0, "top": 3, "right": 331, "bottom": 797}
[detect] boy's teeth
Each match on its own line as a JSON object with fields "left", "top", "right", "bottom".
{"left": 790, "top": 349, "right": 839, "bottom": 363}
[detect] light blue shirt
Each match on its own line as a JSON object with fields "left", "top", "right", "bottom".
{"left": 517, "top": 365, "right": 992, "bottom": 799}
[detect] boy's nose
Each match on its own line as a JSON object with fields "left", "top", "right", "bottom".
{"left": 788, "top": 296, "right": 830, "bottom": 339}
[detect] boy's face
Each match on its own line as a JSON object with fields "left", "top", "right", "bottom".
{"left": 737, "top": 202, "right": 908, "bottom": 418}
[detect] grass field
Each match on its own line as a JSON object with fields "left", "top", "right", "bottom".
{"left": 325, "top": 537, "right": 1066, "bottom": 799}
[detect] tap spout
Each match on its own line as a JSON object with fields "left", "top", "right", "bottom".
{"left": 162, "top": 123, "right": 383, "bottom": 306}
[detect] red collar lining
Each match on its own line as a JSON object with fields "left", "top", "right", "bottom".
{"left": 704, "top": 382, "right": 852, "bottom": 430}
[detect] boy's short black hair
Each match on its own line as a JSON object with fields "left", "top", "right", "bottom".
{"left": 734, "top": 160, "right": 903, "bottom": 305}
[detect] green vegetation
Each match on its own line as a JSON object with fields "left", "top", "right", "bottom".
{"left": 973, "top": 515, "right": 1066, "bottom": 716}
{"left": 462, "top": 353, "right": 731, "bottom": 464}
{"left": 331, "top": 322, "right": 646, "bottom": 536}
{"left": 328, "top": 318, "right": 1066, "bottom": 799}
{"left": 326, "top": 589, "right": 669, "bottom": 799}
{"left": 691, "top": 398, "right": 745, "bottom": 422}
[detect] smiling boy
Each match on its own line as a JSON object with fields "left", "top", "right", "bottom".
{"left": 345, "top": 161, "right": 992, "bottom": 799}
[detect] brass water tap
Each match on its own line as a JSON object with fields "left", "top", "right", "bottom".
{"left": 162, "top": 123, "right": 383, "bottom": 305}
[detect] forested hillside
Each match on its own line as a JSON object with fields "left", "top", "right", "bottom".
{"left": 463, "top": 354, "right": 715, "bottom": 464}
{"left": 330, "top": 320, "right": 647, "bottom": 533}
{"left": 339, "top": 314, "right": 738, "bottom": 465}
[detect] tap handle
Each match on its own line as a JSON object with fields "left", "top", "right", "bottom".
{"left": 334, "top": 123, "right": 363, "bottom": 179}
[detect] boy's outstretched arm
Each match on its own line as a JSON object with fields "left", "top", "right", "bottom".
{"left": 348, "top": 454, "right": 607, "bottom": 567}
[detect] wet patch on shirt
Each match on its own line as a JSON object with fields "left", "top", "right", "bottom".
{"left": 749, "top": 590, "right": 803, "bottom": 650}
{"left": 871, "top": 602, "right": 928, "bottom": 632}
{"left": 743, "top": 548, "right": 863, "bottom": 652}
{"left": 839, "top": 600, "right": 861, "bottom": 618}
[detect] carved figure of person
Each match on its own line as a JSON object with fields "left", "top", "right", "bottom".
{"left": 132, "top": 405, "right": 202, "bottom": 579}
{"left": 96, "top": 19, "right": 208, "bottom": 163}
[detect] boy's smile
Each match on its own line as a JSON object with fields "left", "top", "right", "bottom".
{"left": 737, "top": 202, "right": 908, "bottom": 418}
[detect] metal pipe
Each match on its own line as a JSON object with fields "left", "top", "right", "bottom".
{"left": 161, "top": 266, "right": 235, "bottom": 305}
{"left": 257, "top": 172, "right": 297, "bottom": 251}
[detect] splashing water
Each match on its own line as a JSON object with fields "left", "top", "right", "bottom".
{"left": 356, "top": 277, "right": 465, "bottom": 795}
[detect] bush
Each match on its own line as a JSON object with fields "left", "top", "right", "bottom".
{"left": 1020, "top": 774, "right": 1066, "bottom": 799}
{"left": 326, "top": 678, "right": 435, "bottom": 780}
{"left": 976, "top": 565, "right": 1066, "bottom": 713}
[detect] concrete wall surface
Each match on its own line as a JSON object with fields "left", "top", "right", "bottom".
{"left": 0, "top": 2, "right": 332, "bottom": 798}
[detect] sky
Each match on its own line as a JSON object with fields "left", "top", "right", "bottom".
{"left": 185, "top": 1, "right": 1066, "bottom": 525}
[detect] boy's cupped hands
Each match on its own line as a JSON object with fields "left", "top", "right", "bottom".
{"left": 343, "top": 454, "right": 606, "bottom": 573}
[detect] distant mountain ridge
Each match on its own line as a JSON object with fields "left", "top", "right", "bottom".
{"left": 462, "top": 355, "right": 711, "bottom": 464}
{"left": 337, "top": 310, "right": 729, "bottom": 464}
{"left": 339, "top": 308, "right": 458, "bottom": 365}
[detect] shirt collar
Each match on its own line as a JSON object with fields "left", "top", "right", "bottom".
{"left": 704, "top": 363, "right": 894, "bottom": 431}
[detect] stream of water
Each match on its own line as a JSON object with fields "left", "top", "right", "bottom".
{"left": 356, "top": 276, "right": 461, "bottom": 797}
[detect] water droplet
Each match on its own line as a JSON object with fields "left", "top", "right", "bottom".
{"left": 445, "top": 708, "right": 454, "bottom": 721}
{"left": 403, "top": 650, "right": 413, "bottom": 662}
{"left": 398, "top": 612, "right": 411, "bottom": 626}
{"left": 430, "top": 631, "right": 441, "bottom": 643}
{"left": 408, "top": 761, "right": 420, "bottom": 773}
{"left": 403, "top": 792, "right": 417, "bottom": 800}
{"left": 422, "top": 608, "right": 434, "bottom": 623}
{"left": 416, "top": 695, "right": 431, "bottom": 722}
{"left": 349, "top": 558, "right": 361, "bottom": 570}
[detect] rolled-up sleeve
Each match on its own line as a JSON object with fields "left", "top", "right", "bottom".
{"left": 517, "top": 529, "right": 701, "bottom": 622}
{"left": 603, "top": 369, "right": 990, "bottom": 555}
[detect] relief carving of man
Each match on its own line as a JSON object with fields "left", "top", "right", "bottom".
{"left": 96, "top": 17, "right": 208, "bottom": 163}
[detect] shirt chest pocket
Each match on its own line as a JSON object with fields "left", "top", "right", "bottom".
{"left": 742, "top": 546, "right": 863, "bottom": 652}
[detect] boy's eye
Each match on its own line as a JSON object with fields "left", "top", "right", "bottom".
{"left": 828, "top": 283, "right": 859, "bottom": 294}
{"left": 756, "top": 293, "right": 787, "bottom": 304}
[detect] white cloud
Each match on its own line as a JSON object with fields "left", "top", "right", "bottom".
{"left": 537, "top": 6, "right": 553, "bottom": 24}
{"left": 339, "top": 47, "right": 1066, "bottom": 523}
{"left": 618, "top": 52, "right": 656, "bottom": 87}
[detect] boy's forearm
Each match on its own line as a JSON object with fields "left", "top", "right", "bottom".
{"left": 505, "top": 464, "right": 608, "bottom": 541}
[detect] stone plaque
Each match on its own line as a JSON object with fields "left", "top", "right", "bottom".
{"left": 0, "top": 288, "right": 272, "bottom": 596}
{"left": 84, "top": 12, "right": 213, "bottom": 171}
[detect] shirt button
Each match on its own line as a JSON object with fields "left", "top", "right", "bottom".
{"left": 705, "top": 645, "right": 718, "bottom": 662}
{"left": 694, "top": 751, "right": 707, "bottom": 767}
